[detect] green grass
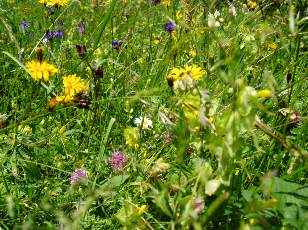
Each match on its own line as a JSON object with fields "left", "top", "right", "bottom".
{"left": 0, "top": 0, "right": 307, "bottom": 229}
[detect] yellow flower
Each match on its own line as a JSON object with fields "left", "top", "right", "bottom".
{"left": 39, "top": 0, "right": 70, "bottom": 7}
{"left": 48, "top": 97, "right": 60, "bottom": 110}
{"left": 267, "top": 42, "right": 277, "bottom": 50}
{"left": 182, "top": 94, "right": 201, "bottom": 131}
{"left": 25, "top": 60, "right": 58, "bottom": 81}
{"left": 247, "top": 1, "right": 257, "bottom": 9}
{"left": 62, "top": 74, "right": 89, "bottom": 97}
{"left": 167, "top": 65, "right": 206, "bottom": 82}
{"left": 176, "top": 12, "right": 184, "bottom": 20}
{"left": 257, "top": 89, "right": 272, "bottom": 98}
{"left": 124, "top": 127, "right": 139, "bottom": 149}
{"left": 59, "top": 126, "right": 66, "bottom": 134}
{"left": 189, "top": 49, "right": 197, "bottom": 57}
{"left": 56, "top": 95, "right": 74, "bottom": 104}
{"left": 163, "top": 0, "right": 171, "bottom": 7}
{"left": 249, "top": 218, "right": 256, "bottom": 225}
{"left": 136, "top": 205, "right": 148, "bottom": 215}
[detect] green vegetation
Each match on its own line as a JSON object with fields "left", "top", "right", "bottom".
{"left": 0, "top": 0, "right": 307, "bottom": 229}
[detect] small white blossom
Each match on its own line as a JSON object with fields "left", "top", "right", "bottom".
{"left": 208, "top": 10, "right": 224, "bottom": 29}
{"left": 134, "top": 116, "right": 153, "bottom": 129}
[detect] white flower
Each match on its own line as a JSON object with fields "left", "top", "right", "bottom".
{"left": 208, "top": 13, "right": 220, "bottom": 28}
{"left": 208, "top": 10, "right": 225, "bottom": 29}
{"left": 134, "top": 116, "right": 153, "bottom": 129}
{"left": 205, "top": 179, "right": 221, "bottom": 196}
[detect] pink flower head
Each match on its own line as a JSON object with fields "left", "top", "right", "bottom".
{"left": 70, "top": 168, "right": 88, "bottom": 185}
{"left": 193, "top": 198, "right": 205, "bottom": 215}
{"left": 164, "top": 133, "right": 173, "bottom": 143}
{"left": 111, "top": 151, "right": 128, "bottom": 173}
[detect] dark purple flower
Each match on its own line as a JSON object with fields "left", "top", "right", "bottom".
{"left": 111, "top": 151, "right": 128, "bottom": 172}
{"left": 44, "top": 31, "right": 54, "bottom": 40}
{"left": 164, "top": 21, "right": 176, "bottom": 32}
{"left": 70, "top": 168, "right": 88, "bottom": 185}
{"left": 76, "top": 44, "right": 87, "bottom": 58}
{"left": 53, "top": 29, "right": 65, "bottom": 38}
{"left": 19, "top": 21, "right": 30, "bottom": 32}
{"left": 94, "top": 65, "right": 104, "bottom": 78}
{"left": 152, "top": 0, "right": 161, "bottom": 4}
{"left": 77, "top": 20, "right": 85, "bottom": 35}
{"left": 112, "top": 39, "right": 121, "bottom": 49}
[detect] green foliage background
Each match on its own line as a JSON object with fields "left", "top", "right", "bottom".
{"left": 0, "top": 0, "right": 307, "bottom": 229}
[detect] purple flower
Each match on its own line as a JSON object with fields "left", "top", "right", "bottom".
{"left": 77, "top": 20, "right": 85, "bottom": 35}
{"left": 44, "top": 31, "right": 54, "bottom": 40}
{"left": 164, "top": 21, "right": 176, "bottom": 32}
{"left": 19, "top": 21, "right": 30, "bottom": 32}
{"left": 152, "top": 0, "right": 161, "bottom": 4}
{"left": 112, "top": 39, "right": 121, "bottom": 49}
{"left": 70, "top": 168, "right": 88, "bottom": 185}
{"left": 111, "top": 151, "right": 128, "bottom": 172}
{"left": 47, "top": 7, "right": 55, "bottom": 14}
{"left": 53, "top": 29, "right": 65, "bottom": 38}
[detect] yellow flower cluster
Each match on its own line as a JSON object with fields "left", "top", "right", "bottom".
{"left": 167, "top": 65, "right": 206, "bottom": 91}
{"left": 38, "top": 0, "right": 70, "bottom": 7}
{"left": 182, "top": 94, "right": 202, "bottom": 131}
{"left": 167, "top": 65, "right": 205, "bottom": 82}
{"left": 247, "top": 1, "right": 257, "bottom": 9}
{"left": 25, "top": 60, "right": 59, "bottom": 81}
{"left": 56, "top": 74, "right": 89, "bottom": 104}
{"left": 124, "top": 127, "right": 139, "bottom": 149}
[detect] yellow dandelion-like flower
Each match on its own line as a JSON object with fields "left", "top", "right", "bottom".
{"left": 183, "top": 65, "right": 206, "bottom": 80}
{"left": 167, "top": 65, "right": 206, "bottom": 82}
{"left": 56, "top": 95, "right": 74, "bottom": 104}
{"left": 25, "top": 60, "right": 58, "bottom": 81}
{"left": 257, "top": 89, "right": 273, "bottom": 98}
{"left": 124, "top": 127, "right": 139, "bottom": 149}
{"left": 247, "top": 1, "right": 257, "bottom": 9}
{"left": 48, "top": 97, "right": 60, "bottom": 110}
{"left": 39, "top": 0, "right": 70, "bottom": 7}
{"left": 63, "top": 74, "right": 89, "bottom": 97}
{"left": 267, "top": 42, "right": 277, "bottom": 50}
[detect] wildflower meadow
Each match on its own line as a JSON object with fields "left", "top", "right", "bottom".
{"left": 0, "top": 0, "right": 307, "bottom": 229}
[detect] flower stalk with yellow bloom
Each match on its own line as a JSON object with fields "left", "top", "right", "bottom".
{"left": 166, "top": 65, "right": 206, "bottom": 92}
